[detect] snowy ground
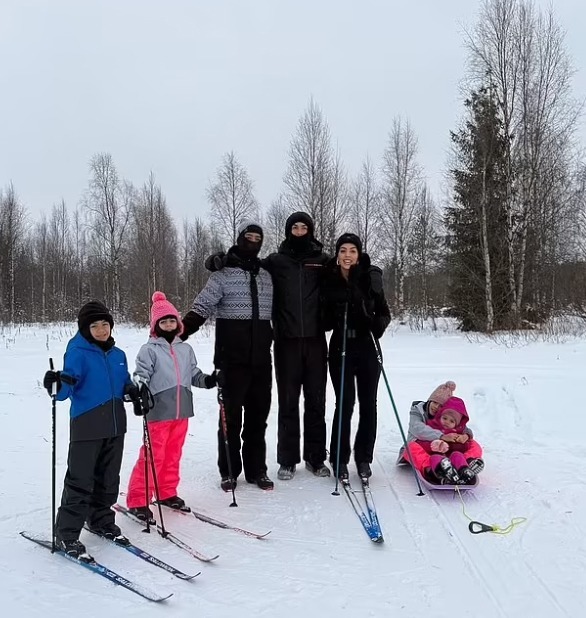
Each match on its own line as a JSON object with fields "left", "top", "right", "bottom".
{"left": 0, "top": 322, "right": 583, "bottom": 617}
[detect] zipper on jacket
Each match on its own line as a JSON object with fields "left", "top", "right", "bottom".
{"left": 104, "top": 350, "right": 117, "bottom": 435}
{"left": 169, "top": 344, "right": 181, "bottom": 420}
{"left": 299, "top": 262, "right": 304, "bottom": 338}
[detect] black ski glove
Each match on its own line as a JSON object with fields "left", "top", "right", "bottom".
{"left": 43, "top": 370, "right": 60, "bottom": 396}
{"left": 180, "top": 311, "right": 206, "bottom": 341}
{"left": 124, "top": 383, "right": 141, "bottom": 403}
{"left": 205, "top": 252, "right": 227, "bottom": 272}
{"left": 43, "top": 370, "right": 77, "bottom": 396}
{"left": 204, "top": 369, "right": 225, "bottom": 389}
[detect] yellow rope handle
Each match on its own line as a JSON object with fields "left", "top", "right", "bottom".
{"left": 454, "top": 486, "right": 527, "bottom": 535}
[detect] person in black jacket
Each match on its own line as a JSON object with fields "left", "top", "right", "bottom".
{"left": 205, "top": 212, "right": 331, "bottom": 481}
{"left": 322, "top": 233, "right": 391, "bottom": 480}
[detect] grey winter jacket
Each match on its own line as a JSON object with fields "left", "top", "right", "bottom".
{"left": 134, "top": 336, "right": 209, "bottom": 422}
{"left": 397, "top": 400, "right": 473, "bottom": 462}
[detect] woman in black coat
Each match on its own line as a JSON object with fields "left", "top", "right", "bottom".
{"left": 321, "top": 233, "right": 391, "bottom": 480}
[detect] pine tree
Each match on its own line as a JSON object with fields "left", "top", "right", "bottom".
{"left": 447, "top": 87, "right": 510, "bottom": 331}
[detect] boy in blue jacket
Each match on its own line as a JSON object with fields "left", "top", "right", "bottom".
{"left": 43, "top": 301, "right": 138, "bottom": 561}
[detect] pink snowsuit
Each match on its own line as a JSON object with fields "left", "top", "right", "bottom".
{"left": 126, "top": 293, "right": 211, "bottom": 509}
{"left": 399, "top": 398, "right": 483, "bottom": 473}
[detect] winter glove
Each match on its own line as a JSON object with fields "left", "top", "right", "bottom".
{"left": 203, "top": 374, "right": 216, "bottom": 389}
{"left": 180, "top": 311, "right": 206, "bottom": 341}
{"left": 124, "top": 383, "right": 141, "bottom": 403}
{"left": 431, "top": 439, "right": 449, "bottom": 453}
{"left": 370, "top": 316, "right": 387, "bottom": 339}
{"left": 43, "top": 370, "right": 61, "bottom": 396}
{"left": 210, "top": 369, "right": 226, "bottom": 388}
{"left": 205, "top": 252, "right": 227, "bottom": 272}
{"left": 131, "top": 383, "right": 153, "bottom": 417}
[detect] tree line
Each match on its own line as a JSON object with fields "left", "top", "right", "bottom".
{"left": 2, "top": 0, "right": 586, "bottom": 332}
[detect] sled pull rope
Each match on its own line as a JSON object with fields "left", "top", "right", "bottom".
{"left": 453, "top": 486, "right": 527, "bottom": 535}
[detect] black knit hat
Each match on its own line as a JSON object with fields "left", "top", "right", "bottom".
{"left": 285, "top": 211, "right": 314, "bottom": 238}
{"left": 335, "top": 233, "right": 363, "bottom": 256}
{"left": 77, "top": 301, "right": 114, "bottom": 331}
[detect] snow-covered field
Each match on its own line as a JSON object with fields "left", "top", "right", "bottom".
{"left": 1, "top": 322, "right": 583, "bottom": 617}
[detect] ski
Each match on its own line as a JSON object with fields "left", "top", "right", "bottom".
{"left": 341, "top": 480, "right": 383, "bottom": 543}
{"left": 159, "top": 503, "right": 271, "bottom": 540}
{"left": 360, "top": 478, "right": 384, "bottom": 542}
{"left": 20, "top": 531, "right": 172, "bottom": 602}
{"left": 83, "top": 526, "right": 200, "bottom": 580}
{"left": 113, "top": 504, "right": 220, "bottom": 563}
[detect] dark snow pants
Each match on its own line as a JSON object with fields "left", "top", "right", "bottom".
{"left": 55, "top": 435, "right": 125, "bottom": 541}
{"left": 275, "top": 336, "right": 328, "bottom": 468}
{"left": 217, "top": 363, "right": 272, "bottom": 480}
{"left": 328, "top": 334, "right": 381, "bottom": 468}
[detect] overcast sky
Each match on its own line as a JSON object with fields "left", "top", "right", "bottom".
{"left": 1, "top": 0, "right": 585, "bottom": 222}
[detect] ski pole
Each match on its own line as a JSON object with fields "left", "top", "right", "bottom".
{"left": 369, "top": 332, "right": 424, "bottom": 496}
{"left": 143, "top": 414, "right": 168, "bottom": 536}
{"left": 49, "top": 358, "right": 57, "bottom": 553}
{"left": 217, "top": 384, "right": 238, "bottom": 507}
{"left": 142, "top": 416, "right": 151, "bottom": 534}
{"left": 332, "top": 303, "right": 348, "bottom": 497}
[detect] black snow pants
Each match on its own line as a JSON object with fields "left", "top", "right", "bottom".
{"left": 55, "top": 435, "right": 125, "bottom": 541}
{"left": 328, "top": 333, "right": 381, "bottom": 468}
{"left": 217, "top": 363, "right": 272, "bottom": 480}
{"left": 275, "top": 336, "right": 328, "bottom": 468}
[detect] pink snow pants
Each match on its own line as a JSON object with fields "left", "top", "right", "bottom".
{"left": 402, "top": 439, "right": 483, "bottom": 473}
{"left": 126, "top": 418, "right": 189, "bottom": 508}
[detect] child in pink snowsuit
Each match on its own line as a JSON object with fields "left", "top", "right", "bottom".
{"left": 398, "top": 381, "right": 484, "bottom": 484}
{"left": 416, "top": 397, "right": 477, "bottom": 484}
{"left": 126, "top": 292, "right": 217, "bottom": 521}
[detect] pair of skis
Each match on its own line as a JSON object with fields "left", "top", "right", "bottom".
{"left": 341, "top": 476, "right": 384, "bottom": 543}
{"left": 20, "top": 531, "right": 175, "bottom": 603}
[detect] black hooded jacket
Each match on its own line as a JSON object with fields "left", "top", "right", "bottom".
{"left": 320, "top": 253, "right": 391, "bottom": 340}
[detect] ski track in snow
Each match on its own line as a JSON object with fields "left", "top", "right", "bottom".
{"left": 2, "top": 324, "right": 585, "bottom": 617}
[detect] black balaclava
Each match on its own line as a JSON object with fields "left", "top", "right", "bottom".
{"left": 236, "top": 221, "right": 263, "bottom": 259}
{"left": 77, "top": 300, "right": 115, "bottom": 351}
{"left": 284, "top": 211, "right": 314, "bottom": 251}
{"left": 154, "top": 315, "right": 180, "bottom": 343}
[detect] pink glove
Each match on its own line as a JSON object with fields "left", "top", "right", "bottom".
{"left": 431, "top": 439, "right": 448, "bottom": 453}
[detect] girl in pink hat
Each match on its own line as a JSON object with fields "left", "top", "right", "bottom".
{"left": 126, "top": 292, "right": 218, "bottom": 522}
{"left": 398, "top": 382, "right": 484, "bottom": 484}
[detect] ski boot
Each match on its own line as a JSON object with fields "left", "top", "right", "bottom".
{"left": 220, "top": 477, "right": 237, "bottom": 492}
{"left": 305, "top": 461, "right": 331, "bottom": 478}
{"left": 88, "top": 523, "right": 130, "bottom": 546}
{"left": 246, "top": 474, "right": 274, "bottom": 490}
{"left": 56, "top": 538, "right": 94, "bottom": 562}
{"left": 128, "top": 506, "right": 155, "bottom": 525}
{"left": 278, "top": 465, "right": 296, "bottom": 480}
{"left": 356, "top": 462, "right": 372, "bottom": 480}
{"left": 156, "top": 495, "right": 191, "bottom": 512}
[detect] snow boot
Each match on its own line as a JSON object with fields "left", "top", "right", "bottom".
{"left": 246, "top": 474, "right": 274, "bottom": 490}
{"left": 156, "top": 495, "right": 191, "bottom": 512}
{"left": 305, "top": 461, "right": 331, "bottom": 478}
{"left": 434, "top": 457, "right": 460, "bottom": 484}
{"left": 220, "top": 477, "right": 237, "bottom": 492}
{"left": 128, "top": 506, "right": 155, "bottom": 524}
{"left": 467, "top": 458, "right": 485, "bottom": 476}
{"left": 277, "top": 465, "right": 296, "bottom": 480}
{"left": 55, "top": 537, "right": 93, "bottom": 562}
{"left": 356, "top": 462, "right": 372, "bottom": 479}
{"left": 458, "top": 466, "right": 476, "bottom": 484}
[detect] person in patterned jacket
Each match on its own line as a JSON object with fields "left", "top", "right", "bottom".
{"left": 181, "top": 221, "right": 275, "bottom": 491}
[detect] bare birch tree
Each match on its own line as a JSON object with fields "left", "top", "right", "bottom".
{"left": 348, "top": 156, "right": 380, "bottom": 258}
{"left": 380, "top": 117, "right": 423, "bottom": 315}
{"left": 86, "top": 153, "right": 131, "bottom": 313}
{"left": 208, "top": 151, "right": 258, "bottom": 247}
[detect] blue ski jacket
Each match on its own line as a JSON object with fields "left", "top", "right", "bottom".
{"left": 56, "top": 331, "right": 131, "bottom": 441}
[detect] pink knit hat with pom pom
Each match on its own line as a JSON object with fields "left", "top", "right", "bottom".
{"left": 428, "top": 381, "right": 456, "bottom": 405}
{"left": 150, "top": 291, "right": 183, "bottom": 336}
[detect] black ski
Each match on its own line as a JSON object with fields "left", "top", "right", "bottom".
{"left": 160, "top": 503, "right": 271, "bottom": 540}
{"left": 83, "top": 526, "right": 200, "bottom": 580}
{"left": 20, "top": 531, "right": 172, "bottom": 602}
{"left": 113, "top": 504, "right": 219, "bottom": 562}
